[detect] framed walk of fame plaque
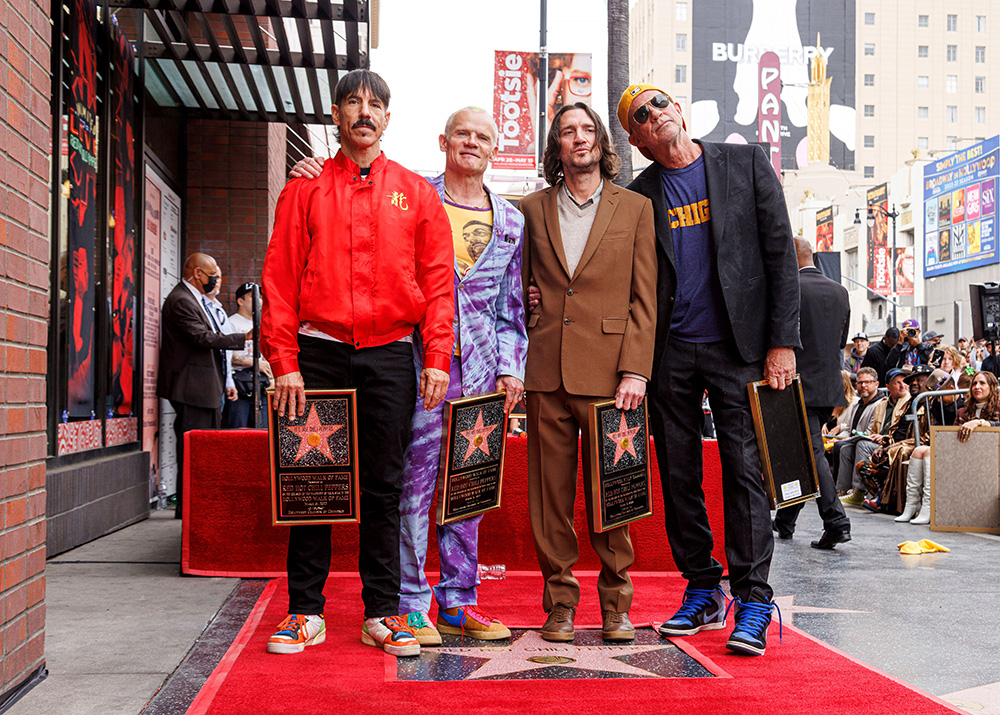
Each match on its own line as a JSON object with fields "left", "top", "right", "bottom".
{"left": 747, "top": 376, "right": 819, "bottom": 510}
{"left": 436, "top": 390, "right": 508, "bottom": 526}
{"left": 587, "top": 399, "right": 653, "bottom": 533}
{"left": 268, "top": 389, "right": 360, "bottom": 525}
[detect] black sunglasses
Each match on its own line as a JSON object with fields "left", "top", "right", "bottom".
{"left": 631, "top": 93, "right": 675, "bottom": 126}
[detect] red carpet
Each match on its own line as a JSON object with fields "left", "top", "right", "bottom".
{"left": 182, "top": 430, "right": 728, "bottom": 576}
{"left": 187, "top": 573, "right": 962, "bottom": 715}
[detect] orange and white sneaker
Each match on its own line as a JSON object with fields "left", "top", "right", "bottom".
{"left": 437, "top": 605, "right": 511, "bottom": 640}
{"left": 361, "top": 615, "right": 421, "bottom": 657}
{"left": 266, "top": 614, "right": 326, "bottom": 654}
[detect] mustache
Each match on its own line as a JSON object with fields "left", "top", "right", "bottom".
{"left": 353, "top": 118, "right": 376, "bottom": 130}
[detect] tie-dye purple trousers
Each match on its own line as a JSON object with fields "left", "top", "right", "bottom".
{"left": 399, "top": 357, "right": 483, "bottom": 613}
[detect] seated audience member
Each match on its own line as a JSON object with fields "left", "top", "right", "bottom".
{"left": 897, "top": 370, "right": 1000, "bottom": 524}
{"left": 827, "top": 368, "right": 883, "bottom": 494}
{"left": 839, "top": 368, "right": 909, "bottom": 504}
{"left": 824, "top": 370, "right": 857, "bottom": 437}
{"left": 937, "top": 345, "right": 963, "bottom": 384}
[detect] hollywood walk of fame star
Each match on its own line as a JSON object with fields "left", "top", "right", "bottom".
{"left": 606, "top": 412, "right": 641, "bottom": 466}
{"left": 284, "top": 404, "right": 344, "bottom": 463}
{"left": 459, "top": 409, "right": 498, "bottom": 462}
{"left": 433, "top": 630, "right": 670, "bottom": 679}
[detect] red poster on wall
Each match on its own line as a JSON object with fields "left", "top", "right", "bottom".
{"left": 815, "top": 206, "right": 834, "bottom": 252}
{"left": 867, "top": 183, "right": 890, "bottom": 293}
{"left": 66, "top": 0, "right": 99, "bottom": 418}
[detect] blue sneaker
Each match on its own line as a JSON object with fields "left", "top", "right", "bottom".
{"left": 657, "top": 586, "right": 727, "bottom": 636}
{"left": 724, "top": 598, "right": 782, "bottom": 656}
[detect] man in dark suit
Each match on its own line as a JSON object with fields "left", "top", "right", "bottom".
{"left": 619, "top": 83, "right": 800, "bottom": 657}
{"left": 772, "top": 238, "right": 851, "bottom": 549}
{"left": 157, "top": 252, "right": 248, "bottom": 518}
{"left": 860, "top": 327, "right": 900, "bottom": 385}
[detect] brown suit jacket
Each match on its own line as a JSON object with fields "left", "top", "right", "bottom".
{"left": 521, "top": 180, "right": 657, "bottom": 397}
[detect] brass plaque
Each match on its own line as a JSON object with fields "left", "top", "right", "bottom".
{"left": 587, "top": 399, "right": 653, "bottom": 533}
{"left": 436, "top": 390, "right": 508, "bottom": 525}
{"left": 268, "top": 389, "right": 360, "bottom": 525}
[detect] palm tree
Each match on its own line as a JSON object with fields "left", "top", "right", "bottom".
{"left": 608, "top": 0, "right": 632, "bottom": 185}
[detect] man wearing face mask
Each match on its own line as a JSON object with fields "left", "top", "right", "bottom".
{"left": 158, "top": 252, "right": 250, "bottom": 519}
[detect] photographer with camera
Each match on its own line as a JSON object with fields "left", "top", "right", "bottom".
{"left": 886, "top": 319, "right": 935, "bottom": 371}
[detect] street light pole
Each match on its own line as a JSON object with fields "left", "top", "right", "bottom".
{"left": 856, "top": 204, "right": 901, "bottom": 326}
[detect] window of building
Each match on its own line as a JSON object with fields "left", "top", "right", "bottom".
{"left": 918, "top": 106, "right": 929, "bottom": 119}
{"left": 864, "top": 166, "right": 875, "bottom": 179}
{"left": 947, "top": 14, "right": 958, "bottom": 31}
{"left": 865, "top": 12, "right": 875, "bottom": 25}
{"left": 918, "top": 45, "right": 929, "bottom": 58}
{"left": 865, "top": 43, "right": 875, "bottom": 56}
{"left": 976, "top": 46, "right": 986, "bottom": 63}
{"left": 976, "top": 15, "right": 986, "bottom": 32}
{"left": 864, "top": 135, "right": 875, "bottom": 148}
{"left": 918, "top": 14, "right": 929, "bottom": 28}
{"left": 976, "top": 107, "right": 986, "bottom": 124}
{"left": 675, "top": 2, "right": 687, "bottom": 21}
{"left": 864, "top": 74, "right": 875, "bottom": 87}
{"left": 946, "top": 75, "right": 958, "bottom": 93}
{"left": 846, "top": 248, "right": 858, "bottom": 289}
{"left": 947, "top": 106, "right": 958, "bottom": 123}
{"left": 947, "top": 136, "right": 958, "bottom": 150}
{"left": 675, "top": 65, "right": 687, "bottom": 84}
{"left": 918, "top": 137, "right": 929, "bottom": 150}
{"left": 864, "top": 104, "right": 875, "bottom": 117}
{"left": 976, "top": 76, "right": 986, "bottom": 93}
{"left": 947, "top": 45, "right": 958, "bottom": 62}
{"left": 917, "top": 76, "right": 929, "bottom": 89}
{"left": 676, "top": 33, "right": 687, "bottom": 52}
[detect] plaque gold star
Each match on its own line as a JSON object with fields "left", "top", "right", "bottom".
{"left": 459, "top": 409, "right": 499, "bottom": 462}
{"left": 284, "top": 404, "right": 344, "bottom": 463}
{"left": 606, "top": 413, "right": 641, "bottom": 466}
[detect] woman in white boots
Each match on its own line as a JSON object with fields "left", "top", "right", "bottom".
{"left": 896, "top": 370, "right": 1000, "bottom": 524}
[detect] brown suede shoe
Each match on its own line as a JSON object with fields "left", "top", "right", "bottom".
{"left": 540, "top": 604, "right": 576, "bottom": 642}
{"left": 602, "top": 611, "right": 635, "bottom": 641}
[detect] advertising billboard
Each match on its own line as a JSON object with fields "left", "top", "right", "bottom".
{"left": 867, "top": 184, "right": 890, "bottom": 294}
{"left": 923, "top": 137, "right": 999, "bottom": 278}
{"left": 815, "top": 205, "right": 833, "bottom": 251}
{"left": 493, "top": 51, "right": 592, "bottom": 171}
{"left": 691, "top": 0, "right": 856, "bottom": 170}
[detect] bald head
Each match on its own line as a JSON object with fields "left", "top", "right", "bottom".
{"left": 793, "top": 237, "right": 814, "bottom": 270}
{"left": 183, "top": 252, "right": 220, "bottom": 295}
{"left": 444, "top": 106, "right": 497, "bottom": 145}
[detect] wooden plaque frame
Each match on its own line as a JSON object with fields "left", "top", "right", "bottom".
{"left": 587, "top": 399, "right": 654, "bottom": 533}
{"left": 436, "top": 390, "right": 508, "bottom": 525}
{"left": 747, "top": 376, "right": 820, "bottom": 509}
{"left": 268, "top": 389, "right": 360, "bottom": 525}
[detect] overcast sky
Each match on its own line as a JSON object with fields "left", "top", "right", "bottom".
{"left": 360, "top": 0, "right": 610, "bottom": 176}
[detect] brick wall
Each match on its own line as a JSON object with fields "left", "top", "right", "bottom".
{"left": 0, "top": 0, "right": 52, "bottom": 695}
{"left": 185, "top": 120, "right": 288, "bottom": 316}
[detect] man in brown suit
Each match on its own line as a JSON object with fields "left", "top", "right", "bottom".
{"left": 521, "top": 102, "right": 657, "bottom": 642}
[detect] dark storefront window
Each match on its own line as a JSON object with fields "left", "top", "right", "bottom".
{"left": 49, "top": 0, "right": 143, "bottom": 458}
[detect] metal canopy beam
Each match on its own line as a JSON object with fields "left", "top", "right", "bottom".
{"left": 110, "top": 0, "right": 347, "bottom": 21}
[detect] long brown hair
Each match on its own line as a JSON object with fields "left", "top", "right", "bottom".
{"left": 542, "top": 102, "right": 621, "bottom": 187}
{"left": 964, "top": 370, "right": 1000, "bottom": 421}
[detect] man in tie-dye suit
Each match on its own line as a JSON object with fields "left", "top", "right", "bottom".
{"left": 288, "top": 106, "right": 527, "bottom": 644}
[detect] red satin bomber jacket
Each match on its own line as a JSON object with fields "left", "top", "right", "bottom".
{"left": 261, "top": 150, "right": 455, "bottom": 377}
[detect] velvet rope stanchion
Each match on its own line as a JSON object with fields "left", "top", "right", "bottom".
{"left": 181, "top": 430, "right": 728, "bottom": 577}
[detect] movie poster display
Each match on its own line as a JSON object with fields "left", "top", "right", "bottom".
{"left": 895, "top": 247, "right": 914, "bottom": 297}
{"left": 142, "top": 175, "right": 162, "bottom": 499}
{"left": 109, "top": 17, "right": 137, "bottom": 425}
{"left": 493, "top": 51, "right": 592, "bottom": 170}
{"left": 691, "top": 1, "right": 856, "bottom": 170}
{"left": 923, "top": 137, "right": 999, "bottom": 278}
{"left": 66, "top": 0, "right": 98, "bottom": 418}
{"left": 815, "top": 206, "right": 834, "bottom": 251}
{"left": 867, "top": 184, "right": 890, "bottom": 294}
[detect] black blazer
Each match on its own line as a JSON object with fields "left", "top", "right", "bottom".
{"left": 628, "top": 140, "right": 800, "bottom": 371}
{"left": 157, "top": 282, "right": 246, "bottom": 409}
{"left": 797, "top": 266, "right": 850, "bottom": 409}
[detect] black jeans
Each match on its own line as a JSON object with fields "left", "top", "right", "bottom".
{"left": 773, "top": 407, "right": 851, "bottom": 535}
{"left": 287, "top": 335, "right": 416, "bottom": 619}
{"left": 648, "top": 337, "right": 774, "bottom": 603}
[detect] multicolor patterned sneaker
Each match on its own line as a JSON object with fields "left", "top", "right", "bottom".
{"left": 266, "top": 614, "right": 326, "bottom": 654}
{"left": 407, "top": 611, "right": 442, "bottom": 646}
{"left": 361, "top": 615, "right": 421, "bottom": 657}
{"left": 437, "top": 605, "right": 511, "bottom": 640}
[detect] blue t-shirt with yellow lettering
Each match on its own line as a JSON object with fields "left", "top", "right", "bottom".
{"left": 660, "top": 155, "right": 732, "bottom": 343}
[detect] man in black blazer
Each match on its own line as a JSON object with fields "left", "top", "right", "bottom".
{"left": 618, "top": 83, "right": 800, "bottom": 657}
{"left": 772, "top": 238, "right": 851, "bottom": 549}
{"left": 157, "top": 252, "right": 248, "bottom": 518}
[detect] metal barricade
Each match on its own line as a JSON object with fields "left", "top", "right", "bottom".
{"left": 909, "top": 389, "right": 966, "bottom": 446}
